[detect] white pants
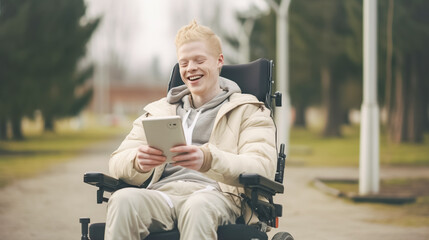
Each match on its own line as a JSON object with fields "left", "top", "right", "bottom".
{"left": 105, "top": 181, "right": 241, "bottom": 240}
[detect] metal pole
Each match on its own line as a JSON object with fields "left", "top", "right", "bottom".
{"left": 266, "top": 0, "right": 292, "bottom": 153}
{"left": 359, "top": 0, "right": 379, "bottom": 195}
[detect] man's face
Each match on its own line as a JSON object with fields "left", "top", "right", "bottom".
{"left": 177, "top": 41, "right": 224, "bottom": 98}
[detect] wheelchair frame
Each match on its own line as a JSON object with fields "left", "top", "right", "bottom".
{"left": 80, "top": 59, "right": 294, "bottom": 240}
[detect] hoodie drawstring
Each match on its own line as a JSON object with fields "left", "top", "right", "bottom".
{"left": 182, "top": 109, "right": 203, "bottom": 145}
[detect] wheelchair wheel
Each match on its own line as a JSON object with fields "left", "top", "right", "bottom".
{"left": 272, "top": 232, "right": 294, "bottom": 240}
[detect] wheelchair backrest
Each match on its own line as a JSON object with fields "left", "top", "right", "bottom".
{"left": 168, "top": 58, "right": 274, "bottom": 110}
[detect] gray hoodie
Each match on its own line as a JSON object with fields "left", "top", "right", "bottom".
{"left": 147, "top": 77, "right": 241, "bottom": 190}
{"left": 167, "top": 77, "right": 241, "bottom": 145}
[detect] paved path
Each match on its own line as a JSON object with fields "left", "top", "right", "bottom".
{"left": 0, "top": 137, "right": 120, "bottom": 240}
{"left": 269, "top": 167, "right": 429, "bottom": 240}
{"left": 0, "top": 136, "right": 428, "bottom": 240}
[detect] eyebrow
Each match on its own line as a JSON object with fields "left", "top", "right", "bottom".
{"left": 178, "top": 55, "right": 207, "bottom": 63}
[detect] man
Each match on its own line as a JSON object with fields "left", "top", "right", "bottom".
{"left": 106, "top": 20, "right": 277, "bottom": 240}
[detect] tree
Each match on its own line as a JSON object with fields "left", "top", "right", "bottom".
{"left": 0, "top": 0, "right": 37, "bottom": 139}
{"left": 0, "top": 0, "right": 99, "bottom": 138}
{"left": 250, "top": 11, "right": 276, "bottom": 62}
{"left": 287, "top": 0, "right": 361, "bottom": 136}
{"left": 28, "top": 0, "right": 98, "bottom": 132}
{"left": 288, "top": 1, "right": 320, "bottom": 127}
{"left": 250, "top": 0, "right": 362, "bottom": 131}
{"left": 379, "top": 0, "right": 429, "bottom": 143}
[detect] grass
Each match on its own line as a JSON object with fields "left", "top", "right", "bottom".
{"left": 0, "top": 127, "right": 124, "bottom": 188}
{"left": 290, "top": 125, "right": 429, "bottom": 166}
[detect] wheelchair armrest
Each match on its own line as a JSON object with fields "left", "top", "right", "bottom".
{"left": 239, "top": 173, "right": 284, "bottom": 228}
{"left": 239, "top": 173, "right": 284, "bottom": 195}
{"left": 84, "top": 172, "right": 135, "bottom": 192}
{"left": 84, "top": 172, "right": 137, "bottom": 204}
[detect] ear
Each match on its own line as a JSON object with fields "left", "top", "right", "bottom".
{"left": 217, "top": 54, "right": 224, "bottom": 71}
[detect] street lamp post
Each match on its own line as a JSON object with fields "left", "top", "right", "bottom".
{"left": 266, "top": 0, "right": 292, "bottom": 152}
{"left": 359, "top": 0, "right": 379, "bottom": 195}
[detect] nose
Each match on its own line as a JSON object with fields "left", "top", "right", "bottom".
{"left": 187, "top": 61, "right": 197, "bottom": 72}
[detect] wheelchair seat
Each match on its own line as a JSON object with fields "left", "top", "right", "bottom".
{"left": 80, "top": 58, "right": 294, "bottom": 240}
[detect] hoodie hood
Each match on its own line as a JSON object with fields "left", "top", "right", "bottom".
{"left": 166, "top": 77, "right": 241, "bottom": 146}
{"left": 166, "top": 77, "right": 241, "bottom": 108}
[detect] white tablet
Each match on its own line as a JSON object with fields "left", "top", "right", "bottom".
{"left": 142, "top": 116, "right": 186, "bottom": 162}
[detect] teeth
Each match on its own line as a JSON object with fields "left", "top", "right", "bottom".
{"left": 189, "top": 76, "right": 202, "bottom": 80}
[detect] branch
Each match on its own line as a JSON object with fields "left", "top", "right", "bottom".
{"left": 265, "top": 0, "right": 279, "bottom": 14}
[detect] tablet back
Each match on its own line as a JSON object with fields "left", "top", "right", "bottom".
{"left": 142, "top": 116, "right": 186, "bottom": 162}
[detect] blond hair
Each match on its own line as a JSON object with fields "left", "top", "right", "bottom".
{"left": 175, "top": 20, "right": 222, "bottom": 56}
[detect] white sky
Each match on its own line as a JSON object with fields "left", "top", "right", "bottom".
{"left": 83, "top": 0, "right": 269, "bottom": 83}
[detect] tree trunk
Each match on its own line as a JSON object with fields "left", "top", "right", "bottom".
{"left": 424, "top": 99, "right": 429, "bottom": 132}
{"left": 423, "top": 78, "right": 429, "bottom": 132}
{"left": 294, "top": 103, "right": 307, "bottom": 127}
{"left": 389, "top": 54, "right": 425, "bottom": 143}
{"left": 405, "top": 55, "right": 424, "bottom": 142}
{"left": 11, "top": 115, "right": 24, "bottom": 140}
{"left": 44, "top": 115, "right": 55, "bottom": 132}
{"left": 389, "top": 56, "right": 405, "bottom": 143}
{"left": 419, "top": 50, "right": 429, "bottom": 133}
{"left": 384, "top": 0, "right": 394, "bottom": 124}
{"left": 0, "top": 117, "right": 7, "bottom": 140}
{"left": 342, "top": 110, "right": 350, "bottom": 125}
{"left": 321, "top": 66, "right": 342, "bottom": 137}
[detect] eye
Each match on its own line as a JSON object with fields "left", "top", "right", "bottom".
{"left": 179, "top": 62, "right": 188, "bottom": 68}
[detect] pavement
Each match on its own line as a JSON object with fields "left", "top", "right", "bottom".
{"left": 0, "top": 136, "right": 428, "bottom": 240}
{"left": 269, "top": 167, "right": 429, "bottom": 240}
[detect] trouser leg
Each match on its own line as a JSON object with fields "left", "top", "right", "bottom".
{"left": 105, "top": 187, "right": 176, "bottom": 240}
{"left": 176, "top": 190, "right": 240, "bottom": 240}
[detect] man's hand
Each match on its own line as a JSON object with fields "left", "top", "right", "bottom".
{"left": 136, "top": 145, "right": 166, "bottom": 173}
{"left": 170, "top": 145, "right": 204, "bottom": 171}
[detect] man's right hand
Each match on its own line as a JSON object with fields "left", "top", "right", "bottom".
{"left": 135, "top": 145, "right": 166, "bottom": 173}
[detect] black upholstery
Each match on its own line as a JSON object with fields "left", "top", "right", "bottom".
{"left": 89, "top": 223, "right": 267, "bottom": 240}
{"left": 89, "top": 223, "right": 105, "bottom": 240}
{"left": 168, "top": 58, "right": 274, "bottom": 109}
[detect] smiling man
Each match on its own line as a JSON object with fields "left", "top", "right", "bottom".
{"left": 106, "top": 20, "right": 277, "bottom": 240}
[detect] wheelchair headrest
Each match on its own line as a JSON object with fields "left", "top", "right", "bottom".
{"left": 168, "top": 58, "right": 273, "bottom": 106}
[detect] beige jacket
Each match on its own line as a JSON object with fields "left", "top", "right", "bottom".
{"left": 109, "top": 92, "right": 277, "bottom": 205}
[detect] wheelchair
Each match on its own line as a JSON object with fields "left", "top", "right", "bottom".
{"left": 80, "top": 58, "right": 294, "bottom": 240}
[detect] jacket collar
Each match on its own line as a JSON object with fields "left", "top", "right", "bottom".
{"left": 143, "top": 97, "right": 177, "bottom": 116}
{"left": 143, "top": 93, "right": 263, "bottom": 121}
{"left": 212, "top": 93, "right": 264, "bottom": 130}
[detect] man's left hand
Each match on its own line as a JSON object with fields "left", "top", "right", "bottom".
{"left": 170, "top": 145, "right": 204, "bottom": 171}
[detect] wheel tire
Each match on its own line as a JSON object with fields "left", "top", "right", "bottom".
{"left": 272, "top": 232, "right": 294, "bottom": 240}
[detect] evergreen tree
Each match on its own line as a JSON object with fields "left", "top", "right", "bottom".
{"left": 0, "top": 0, "right": 99, "bottom": 138}
{"left": 0, "top": 0, "right": 36, "bottom": 139}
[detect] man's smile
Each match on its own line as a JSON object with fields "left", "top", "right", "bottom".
{"left": 188, "top": 75, "right": 203, "bottom": 81}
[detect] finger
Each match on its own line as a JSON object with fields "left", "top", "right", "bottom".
{"left": 139, "top": 145, "right": 164, "bottom": 155}
{"left": 137, "top": 158, "right": 166, "bottom": 172}
{"left": 137, "top": 152, "right": 166, "bottom": 161}
{"left": 171, "top": 151, "right": 199, "bottom": 162}
{"left": 170, "top": 145, "right": 196, "bottom": 153}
